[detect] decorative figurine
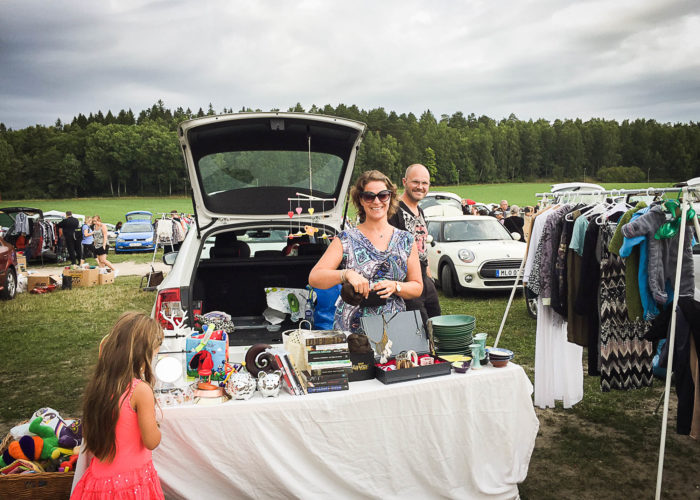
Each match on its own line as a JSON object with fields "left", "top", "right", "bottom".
{"left": 257, "top": 370, "right": 282, "bottom": 397}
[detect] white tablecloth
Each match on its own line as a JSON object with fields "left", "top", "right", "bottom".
{"left": 154, "top": 363, "right": 539, "bottom": 500}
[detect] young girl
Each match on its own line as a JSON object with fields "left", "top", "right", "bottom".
{"left": 71, "top": 312, "right": 165, "bottom": 499}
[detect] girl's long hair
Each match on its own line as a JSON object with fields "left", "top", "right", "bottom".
{"left": 82, "top": 311, "right": 163, "bottom": 462}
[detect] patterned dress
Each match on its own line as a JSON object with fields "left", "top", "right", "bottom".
{"left": 334, "top": 227, "right": 414, "bottom": 333}
{"left": 598, "top": 224, "right": 653, "bottom": 391}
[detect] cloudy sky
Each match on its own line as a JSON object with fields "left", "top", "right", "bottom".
{"left": 1, "top": 0, "right": 698, "bottom": 129}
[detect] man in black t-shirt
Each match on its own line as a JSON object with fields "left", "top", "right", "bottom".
{"left": 388, "top": 164, "right": 441, "bottom": 327}
{"left": 56, "top": 211, "right": 81, "bottom": 265}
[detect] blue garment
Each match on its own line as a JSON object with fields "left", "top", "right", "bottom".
{"left": 81, "top": 224, "right": 94, "bottom": 245}
{"left": 313, "top": 284, "right": 341, "bottom": 330}
{"left": 334, "top": 227, "right": 414, "bottom": 333}
{"left": 619, "top": 207, "right": 659, "bottom": 320}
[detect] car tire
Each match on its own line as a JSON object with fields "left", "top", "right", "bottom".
{"left": 1, "top": 267, "right": 17, "bottom": 300}
{"left": 441, "top": 264, "right": 456, "bottom": 298}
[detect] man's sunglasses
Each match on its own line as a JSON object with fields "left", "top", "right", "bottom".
{"left": 360, "top": 190, "right": 392, "bottom": 203}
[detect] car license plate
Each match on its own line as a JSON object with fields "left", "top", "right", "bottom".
{"left": 496, "top": 269, "right": 519, "bottom": 277}
{"left": 129, "top": 242, "right": 142, "bottom": 247}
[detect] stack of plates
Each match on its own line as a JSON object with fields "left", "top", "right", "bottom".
{"left": 431, "top": 315, "right": 476, "bottom": 356}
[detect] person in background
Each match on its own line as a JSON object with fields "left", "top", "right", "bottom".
{"left": 504, "top": 204, "right": 525, "bottom": 241}
{"left": 92, "top": 215, "right": 117, "bottom": 276}
{"left": 461, "top": 198, "right": 476, "bottom": 215}
{"left": 309, "top": 170, "right": 423, "bottom": 334}
{"left": 170, "top": 210, "right": 186, "bottom": 251}
{"left": 57, "top": 211, "right": 81, "bottom": 265}
{"left": 71, "top": 312, "right": 165, "bottom": 499}
{"left": 80, "top": 216, "right": 94, "bottom": 266}
{"left": 493, "top": 209, "right": 505, "bottom": 224}
{"left": 388, "top": 164, "right": 442, "bottom": 327}
{"left": 115, "top": 221, "right": 123, "bottom": 233}
{"left": 499, "top": 199, "right": 509, "bottom": 213}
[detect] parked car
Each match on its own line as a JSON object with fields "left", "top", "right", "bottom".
{"left": 152, "top": 112, "right": 366, "bottom": 361}
{"left": 0, "top": 234, "right": 17, "bottom": 300}
{"left": 103, "top": 223, "right": 118, "bottom": 247}
{"left": 418, "top": 191, "right": 464, "bottom": 218}
{"left": 115, "top": 212, "right": 155, "bottom": 253}
{"left": 426, "top": 215, "right": 526, "bottom": 297}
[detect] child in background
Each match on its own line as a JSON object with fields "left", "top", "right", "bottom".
{"left": 71, "top": 312, "right": 165, "bottom": 499}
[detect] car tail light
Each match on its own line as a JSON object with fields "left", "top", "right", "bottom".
{"left": 155, "top": 287, "right": 182, "bottom": 329}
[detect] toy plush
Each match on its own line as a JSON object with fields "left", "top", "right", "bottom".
{"left": 1, "top": 417, "right": 60, "bottom": 467}
{"left": 10, "top": 407, "right": 82, "bottom": 449}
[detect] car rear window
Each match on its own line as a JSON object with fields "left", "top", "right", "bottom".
{"left": 122, "top": 223, "right": 152, "bottom": 233}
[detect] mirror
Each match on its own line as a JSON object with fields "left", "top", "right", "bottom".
{"left": 511, "top": 232, "right": 522, "bottom": 241}
{"left": 426, "top": 234, "right": 435, "bottom": 247}
{"left": 155, "top": 356, "right": 183, "bottom": 384}
{"left": 163, "top": 252, "right": 178, "bottom": 265}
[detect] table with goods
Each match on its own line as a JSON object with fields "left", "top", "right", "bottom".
{"left": 148, "top": 304, "right": 539, "bottom": 499}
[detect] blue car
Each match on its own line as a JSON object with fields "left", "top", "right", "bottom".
{"left": 114, "top": 211, "right": 155, "bottom": 253}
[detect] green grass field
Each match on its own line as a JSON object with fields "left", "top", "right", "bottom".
{"left": 0, "top": 279, "right": 696, "bottom": 497}
{"left": 2, "top": 181, "right": 674, "bottom": 226}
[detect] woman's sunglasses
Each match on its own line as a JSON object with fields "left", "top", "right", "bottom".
{"left": 360, "top": 190, "right": 392, "bottom": 203}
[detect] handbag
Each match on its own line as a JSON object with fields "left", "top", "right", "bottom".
{"left": 360, "top": 310, "right": 425, "bottom": 359}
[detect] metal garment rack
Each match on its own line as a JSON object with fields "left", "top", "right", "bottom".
{"left": 493, "top": 185, "right": 700, "bottom": 500}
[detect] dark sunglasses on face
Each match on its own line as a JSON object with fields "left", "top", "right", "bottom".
{"left": 360, "top": 190, "right": 392, "bottom": 203}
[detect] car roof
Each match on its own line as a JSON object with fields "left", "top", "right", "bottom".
{"left": 426, "top": 215, "right": 489, "bottom": 222}
{"left": 423, "top": 191, "right": 462, "bottom": 200}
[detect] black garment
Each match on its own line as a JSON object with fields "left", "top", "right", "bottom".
{"left": 57, "top": 216, "right": 80, "bottom": 264}
{"left": 405, "top": 267, "right": 441, "bottom": 327}
{"left": 574, "top": 220, "right": 601, "bottom": 374}
{"left": 388, "top": 200, "right": 441, "bottom": 326}
{"left": 503, "top": 215, "right": 524, "bottom": 241}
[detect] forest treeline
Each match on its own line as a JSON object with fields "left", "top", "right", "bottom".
{"left": 1, "top": 100, "right": 699, "bottom": 199}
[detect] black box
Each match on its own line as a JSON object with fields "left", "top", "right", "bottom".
{"left": 349, "top": 351, "right": 376, "bottom": 382}
{"left": 375, "top": 355, "right": 451, "bottom": 384}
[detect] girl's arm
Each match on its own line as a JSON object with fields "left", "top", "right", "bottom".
{"left": 131, "top": 382, "right": 161, "bottom": 450}
{"left": 101, "top": 225, "right": 108, "bottom": 248}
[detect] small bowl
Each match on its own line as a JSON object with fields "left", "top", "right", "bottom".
{"left": 452, "top": 359, "right": 472, "bottom": 373}
{"left": 490, "top": 359, "right": 509, "bottom": 368}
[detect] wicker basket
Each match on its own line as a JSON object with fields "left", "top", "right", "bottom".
{"left": 0, "top": 422, "right": 75, "bottom": 500}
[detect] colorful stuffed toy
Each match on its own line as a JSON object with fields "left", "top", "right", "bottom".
{"left": 59, "top": 453, "right": 79, "bottom": 472}
{"left": 10, "top": 407, "right": 82, "bottom": 449}
{"left": 0, "top": 417, "right": 60, "bottom": 467}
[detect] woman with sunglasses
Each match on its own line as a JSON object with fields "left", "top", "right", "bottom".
{"left": 309, "top": 170, "right": 423, "bottom": 333}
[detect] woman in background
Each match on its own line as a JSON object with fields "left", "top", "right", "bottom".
{"left": 92, "top": 215, "right": 117, "bottom": 276}
{"left": 80, "top": 216, "right": 94, "bottom": 266}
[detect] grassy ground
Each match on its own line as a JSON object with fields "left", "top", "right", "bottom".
{"left": 1, "top": 282, "right": 698, "bottom": 497}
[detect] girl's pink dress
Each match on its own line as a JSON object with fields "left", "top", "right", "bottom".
{"left": 71, "top": 379, "right": 164, "bottom": 499}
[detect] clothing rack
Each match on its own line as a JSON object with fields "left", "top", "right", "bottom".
{"left": 496, "top": 185, "right": 699, "bottom": 499}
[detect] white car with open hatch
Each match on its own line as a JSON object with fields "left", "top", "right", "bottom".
{"left": 426, "top": 215, "right": 526, "bottom": 296}
{"left": 152, "top": 112, "right": 366, "bottom": 362}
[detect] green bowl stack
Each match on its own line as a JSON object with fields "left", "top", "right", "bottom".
{"left": 431, "top": 314, "right": 476, "bottom": 356}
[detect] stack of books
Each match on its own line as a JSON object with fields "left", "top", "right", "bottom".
{"left": 302, "top": 331, "right": 351, "bottom": 393}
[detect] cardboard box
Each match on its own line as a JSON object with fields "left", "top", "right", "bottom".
{"left": 63, "top": 268, "right": 99, "bottom": 288}
{"left": 26, "top": 274, "right": 53, "bottom": 289}
{"left": 99, "top": 271, "right": 115, "bottom": 285}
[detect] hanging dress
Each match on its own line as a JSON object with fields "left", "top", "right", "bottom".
{"left": 598, "top": 224, "right": 653, "bottom": 391}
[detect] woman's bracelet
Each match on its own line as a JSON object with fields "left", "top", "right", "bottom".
{"left": 340, "top": 269, "right": 347, "bottom": 283}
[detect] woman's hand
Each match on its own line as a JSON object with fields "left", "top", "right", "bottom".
{"left": 346, "top": 269, "right": 370, "bottom": 298}
{"left": 373, "top": 280, "right": 400, "bottom": 299}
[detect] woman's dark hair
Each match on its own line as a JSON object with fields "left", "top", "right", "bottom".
{"left": 350, "top": 170, "right": 399, "bottom": 223}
